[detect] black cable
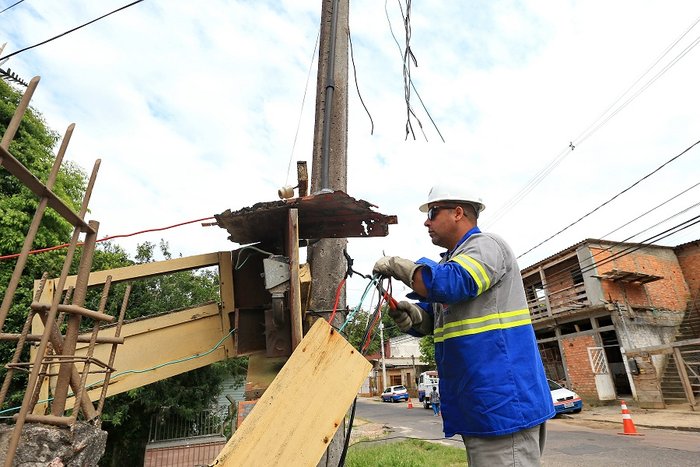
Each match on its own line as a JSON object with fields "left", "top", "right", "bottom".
{"left": 524, "top": 195, "right": 700, "bottom": 292}
{"left": 0, "top": 0, "right": 145, "bottom": 62}
{"left": 517, "top": 138, "right": 700, "bottom": 259}
{"left": 337, "top": 397, "right": 357, "bottom": 467}
{"left": 384, "top": 0, "right": 444, "bottom": 143}
{"left": 487, "top": 15, "right": 700, "bottom": 228}
{"left": 598, "top": 181, "right": 700, "bottom": 240}
{"left": 525, "top": 211, "right": 700, "bottom": 311}
{"left": 526, "top": 214, "right": 700, "bottom": 311}
{"left": 347, "top": 28, "right": 374, "bottom": 135}
{"left": 0, "top": 0, "right": 24, "bottom": 15}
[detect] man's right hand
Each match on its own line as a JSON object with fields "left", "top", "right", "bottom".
{"left": 388, "top": 301, "right": 426, "bottom": 332}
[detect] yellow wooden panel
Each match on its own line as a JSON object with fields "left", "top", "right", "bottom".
{"left": 69, "top": 303, "right": 234, "bottom": 402}
{"left": 213, "top": 318, "right": 371, "bottom": 467}
{"left": 49, "top": 252, "right": 222, "bottom": 290}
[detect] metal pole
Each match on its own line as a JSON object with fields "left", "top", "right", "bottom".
{"left": 380, "top": 322, "right": 387, "bottom": 390}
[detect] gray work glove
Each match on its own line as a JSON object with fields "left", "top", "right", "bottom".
{"left": 373, "top": 256, "right": 420, "bottom": 288}
{"left": 389, "top": 301, "right": 433, "bottom": 335}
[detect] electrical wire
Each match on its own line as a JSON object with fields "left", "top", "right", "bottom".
{"left": 0, "top": 215, "right": 215, "bottom": 261}
{"left": 284, "top": 28, "right": 320, "bottom": 187}
{"left": 597, "top": 181, "right": 700, "bottom": 240}
{"left": 0, "top": 0, "right": 145, "bottom": 62}
{"left": 516, "top": 138, "right": 700, "bottom": 259}
{"left": 0, "top": 0, "right": 25, "bottom": 15}
{"left": 338, "top": 277, "right": 379, "bottom": 333}
{"left": 384, "top": 0, "right": 444, "bottom": 143}
{"left": 486, "top": 14, "right": 700, "bottom": 229}
{"left": 348, "top": 27, "right": 374, "bottom": 135}
{"left": 523, "top": 201, "right": 700, "bottom": 301}
{"left": 0, "top": 327, "right": 236, "bottom": 415}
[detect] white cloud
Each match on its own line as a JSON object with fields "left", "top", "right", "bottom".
{"left": 3, "top": 0, "right": 699, "bottom": 306}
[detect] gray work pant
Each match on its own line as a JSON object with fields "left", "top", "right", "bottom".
{"left": 461, "top": 422, "right": 547, "bottom": 467}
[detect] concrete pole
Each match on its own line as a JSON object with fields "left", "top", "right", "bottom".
{"left": 309, "top": 0, "right": 349, "bottom": 465}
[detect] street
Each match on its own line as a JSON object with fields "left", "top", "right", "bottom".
{"left": 353, "top": 398, "right": 700, "bottom": 466}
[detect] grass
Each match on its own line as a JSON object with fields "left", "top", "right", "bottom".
{"left": 345, "top": 439, "right": 466, "bottom": 466}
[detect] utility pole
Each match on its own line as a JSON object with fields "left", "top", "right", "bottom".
{"left": 380, "top": 322, "right": 387, "bottom": 390}
{"left": 308, "top": 0, "right": 349, "bottom": 465}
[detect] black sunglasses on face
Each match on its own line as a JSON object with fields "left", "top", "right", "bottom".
{"left": 427, "top": 205, "right": 456, "bottom": 221}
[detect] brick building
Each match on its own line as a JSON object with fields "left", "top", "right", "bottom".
{"left": 522, "top": 238, "right": 700, "bottom": 408}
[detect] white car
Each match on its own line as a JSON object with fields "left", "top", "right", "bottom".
{"left": 548, "top": 379, "right": 583, "bottom": 414}
{"left": 381, "top": 385, "right": 409, "bottom": 403}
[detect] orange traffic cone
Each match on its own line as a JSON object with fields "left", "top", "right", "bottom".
{"left": 407, "top": 397, "right": 413, "bottom": 409}
{"left": 618, "top": 400, "right": 643, "bottom": 436}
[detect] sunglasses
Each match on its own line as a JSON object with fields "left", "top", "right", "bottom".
{"left": 427, "top": 205, "right": 457, "bottom": 221}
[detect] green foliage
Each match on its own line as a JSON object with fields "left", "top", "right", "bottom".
{"left": 0, "top": 79, "right": 89, "bottom": 409}
{"left": 419, "top": 335, "right": 436, "bottom": 368}
{"left": 346, "top": 439, "right": 466, "bottom": 466}
{"left": 96, "top": 241, "right": 247, "bottom": 466}
{"left": 0, "top": 82, "right": 247, "bottom": 466}
{"left": 342, "top": 305, "right": 402, "bottom": 355}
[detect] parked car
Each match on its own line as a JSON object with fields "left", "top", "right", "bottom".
{"left": 548, "top": 379, "right": 583, "bottom": 414}
{"left": 381, "top": 385, "right": 409, "bottom": 403}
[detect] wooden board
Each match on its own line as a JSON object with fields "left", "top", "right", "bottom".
{"left": 212, "top": 318, "right": 371, "bottom": 466}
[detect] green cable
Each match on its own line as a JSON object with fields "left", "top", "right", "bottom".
{"left": 338, "top": 277, "right": 379, "bottom": 333}
{"left": 0, "top": 328, "right": 236, "bottom": 415}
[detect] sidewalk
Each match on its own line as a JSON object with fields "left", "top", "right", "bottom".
{"left": 563, "top": 401, "right": 700, "bottom": 432}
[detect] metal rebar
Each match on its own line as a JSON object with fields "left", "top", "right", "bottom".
{"left": 0, "top": 274, "right": 48, "bottom": 407}
{"left": 95, "top": 283, "right": 131, "bottom": 419}
{"left": 0, "top": 124, "right": 73, "bottom": 331}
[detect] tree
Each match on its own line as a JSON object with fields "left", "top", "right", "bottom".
{"left": 1, "top": 80, "right": 247, "bottom": 466}
{"left": 0, "top": 79, "right": 90, "bottom": 406}
{"left": 94, "top": 241, "right": 247, "bottom": 467}
{"left": 419, "top": 335, "right": 436, "bottom": 368}
{"left": 342, "top": 304, "right": 402, "bottom": 355}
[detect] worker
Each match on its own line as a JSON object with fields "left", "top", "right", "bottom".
{"left": 373, "top": 183, "right": 555, "bottom": 466}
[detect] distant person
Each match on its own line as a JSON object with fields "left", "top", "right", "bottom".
{"left": 373, "top": 182, "right": 555, "bottom": 466}
{"left": 429, "top": 386, "right": 440, "bottom": 416}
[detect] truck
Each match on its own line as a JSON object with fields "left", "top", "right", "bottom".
{"left": 417, "top": 370, "right": 440, "bottom": 409}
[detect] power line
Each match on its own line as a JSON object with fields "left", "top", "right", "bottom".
{"left": 598, "top": 181, "right": 700, "bottom": 239}
{"left": 0, "top": 0, "right": 25, "bottom": 15}
{"left": 516, "top": 138, "right": 700, "bottom": 260}
{"left": 384, "top": 0, "right": 444, "bottom": 142}
{"left": 529, "top": 198, "right": 700, "bottom": 290}
{"left": 284, "top": 28, "right": 320, "bottom": 187}
{"left": 0, "top": 0, "right": 145, "bottom": 62}
{"left": 0, "top": 215, "right": 215, "bottom": 261}
{"left": 486, "top": 14, "right": 700, "bottom": 229}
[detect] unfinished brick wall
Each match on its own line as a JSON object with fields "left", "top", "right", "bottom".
{"left": 676, "top": 241, "right": 700, "bottom": 299}
{"left": 561, "top": 334, "right": 598, "bottom": 398}
{"left": 543, "top": 258, "right": 579, "bottom": 310}
{"left": 591, "top": 245, "right": 689, "bottom": 311}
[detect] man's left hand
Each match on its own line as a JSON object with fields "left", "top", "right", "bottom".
{"left": 373, "top": 256, "right": 419, "bottom": 288}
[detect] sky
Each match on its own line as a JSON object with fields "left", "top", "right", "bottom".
{"left": 3, "top": 0, "right": 700, "bottom": 306}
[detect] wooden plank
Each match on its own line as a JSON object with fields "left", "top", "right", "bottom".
{"left": 63, "top": 303, "right": 234, "bottom": 403}
{"left": 212, "top": 319, "right": 370, "bottom": 467}
{"left": 287, "top": 209, "right": 303, "bottom": 349}
{"left": 45, "top": 252, "right": 222, "bottom": 291}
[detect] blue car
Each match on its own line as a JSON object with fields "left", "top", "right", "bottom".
{"left": 381, "top": 385, "right": 409, "bottom": 402}
{"left": 548, "top": 379, "right": 583, "bottom": 414}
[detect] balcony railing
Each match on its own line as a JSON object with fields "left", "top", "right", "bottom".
{"left": 527, "top": 283, "right": 589, "bottom": 321}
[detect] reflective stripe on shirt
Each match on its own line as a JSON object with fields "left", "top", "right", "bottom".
{"left": 434, "top": 308, "right": 532, "bottom": 342}
{"left": 449, "top": 253, "right": 491, "bottom": 295}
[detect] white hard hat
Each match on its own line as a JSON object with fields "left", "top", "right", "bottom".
{"left": 419, "top": 183, "right": 485, "bottom": 214}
